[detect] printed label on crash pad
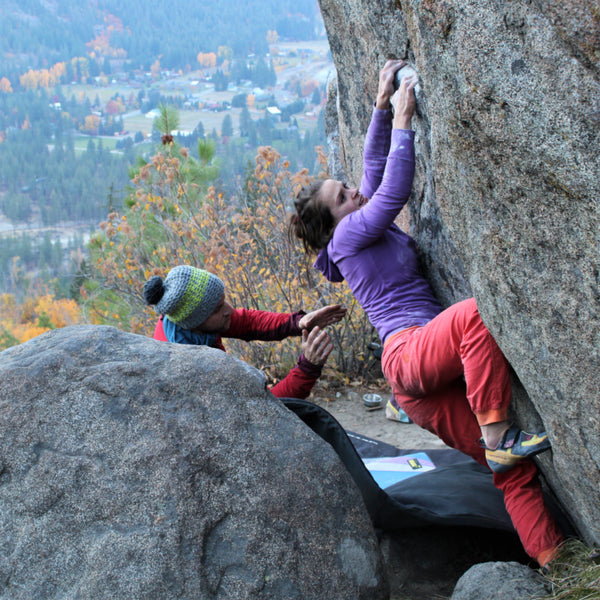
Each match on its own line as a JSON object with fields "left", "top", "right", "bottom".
{"left": 362, "top": 452, "right": 435, "bottom": 488}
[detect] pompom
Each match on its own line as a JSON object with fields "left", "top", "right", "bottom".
{"left": 143, "top": 276, "right": 165, "bottom": 305}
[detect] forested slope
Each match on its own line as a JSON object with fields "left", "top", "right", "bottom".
{"left": 0, "top": 0, "right": 328, "bottom": 300}
{"left": 0, "top": 0, "right": 320, "bottom": 79}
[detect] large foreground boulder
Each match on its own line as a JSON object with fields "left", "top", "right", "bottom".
{"left": 0, "top": 326, "right": 388, "bottom": 600}
{"left": 318, "top": 0, "right": 600, "bottom": 547}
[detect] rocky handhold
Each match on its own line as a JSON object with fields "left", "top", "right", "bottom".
{"left": 0, "top": 325, "right": 388, "bottom": 600}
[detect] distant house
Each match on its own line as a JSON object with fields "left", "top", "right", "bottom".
{"left": 266, "top": 106, "right": 282, "bottom": 122}
{"left": 252, "top": 87, "right": 271, "bottom": 102}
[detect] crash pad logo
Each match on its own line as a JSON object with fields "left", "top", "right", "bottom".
{"left": 363, "top": 452, "right": 435, "bottom": 488}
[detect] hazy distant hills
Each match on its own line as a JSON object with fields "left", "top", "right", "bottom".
{"left": 0, "top": 0, "right": 321, "bottom": 76}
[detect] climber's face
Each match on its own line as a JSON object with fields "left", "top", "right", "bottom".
{"left": 194, "top": 293, "right": 234, "bottom": 334}
{"left": 318, "top": 179, "right": 367, "bottom": 225}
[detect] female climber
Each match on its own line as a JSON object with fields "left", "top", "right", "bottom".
{"left": 288, "top": 58, "right": 564, "bottom": 569}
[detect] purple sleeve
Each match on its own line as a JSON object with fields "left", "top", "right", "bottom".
{"left": 334, "top": 129, "right": 416, "bottom": 251}
{"left": 359, "top": 106, "right": 393, "bottom": 199}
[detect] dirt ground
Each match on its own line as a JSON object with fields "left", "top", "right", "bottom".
{"left": 308, "top": 382, "right": 449, "bottom": 451}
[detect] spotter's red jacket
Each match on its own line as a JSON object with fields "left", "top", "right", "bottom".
{"left": 153, "top": 308, "right": 322, "bottom": 399}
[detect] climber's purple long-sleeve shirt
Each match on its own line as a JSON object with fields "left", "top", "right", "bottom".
{"left": 314, "top": 107, "right": 442, "bottom": 343}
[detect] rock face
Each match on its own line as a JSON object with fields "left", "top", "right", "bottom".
{"left": 318, "top": 0, "right": 600, "bottom": 546}
{"left": 0, "top": 326, "right": 388, "bottom": 600}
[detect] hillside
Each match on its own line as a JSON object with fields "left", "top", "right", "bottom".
{"left": 0, "top": 0, "right": 321, "bottom": 77}
{"left": 0, "top": 0, "right": 331, "bottom": 298}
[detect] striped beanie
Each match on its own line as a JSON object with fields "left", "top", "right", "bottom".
{"left": 143, "top": 265, "right": 225, "bottom": 330}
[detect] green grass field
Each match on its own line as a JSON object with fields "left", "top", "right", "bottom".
{"left": 73, "top": 136, "right": 118, "bottom": 152}
{"left": 61, "top": 41, "right": 331, "bottom": 149}
{"left": 121, "top": 108, "right": 245, "bottom": 137}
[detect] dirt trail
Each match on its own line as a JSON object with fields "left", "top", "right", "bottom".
{"left": 309, "top": 384, "right": 449, "bottom": 450}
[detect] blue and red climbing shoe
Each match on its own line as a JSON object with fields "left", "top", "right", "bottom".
{"left": 385, "top": 397, "right": 412, "bottom": 423}
{"left": 484, "top": 426, "right": 552, "bottom": 474}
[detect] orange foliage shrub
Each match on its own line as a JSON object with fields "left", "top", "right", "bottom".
{"left": 86, "top": 144, "right": 378, "bottom": 383}
{"left": 81, "top": 114, "right": 100, "bottom": 134}
{"left": 0, "top": 292, "right": 83, "bottom": 350}
{"left": 197, "top": 52, "right": 217, "bottom": 68}
{"left": 0, "top": 77, "right": 13, "bottom": 93}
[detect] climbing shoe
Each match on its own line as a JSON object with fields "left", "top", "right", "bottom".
{"left": 484, "top": 425, "right": 552, "bottom": 474}
{"left": 385, "top": 398, "right": 412, "bottom": 423}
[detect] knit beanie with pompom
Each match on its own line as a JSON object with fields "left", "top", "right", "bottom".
{"left": 143, "top": 265, "right": 225, "bottom": 330}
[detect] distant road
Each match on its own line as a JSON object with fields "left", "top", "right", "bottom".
{"left": 0, "top": 220, "right": 94, "bottom": 240}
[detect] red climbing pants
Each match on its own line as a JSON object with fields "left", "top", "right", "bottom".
{"left": 381, "top": 298, "right": 564, "bottom": 563}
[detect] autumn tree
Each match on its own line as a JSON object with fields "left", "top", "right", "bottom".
{"left": 197, "top": 52, "right": 217, "bottom": 68}
{"left": 85, "top": 14, "right": 127, "bottom": 60}
{"left": 106, "top": 97, "right": 125, "bottom": 115}
{"left": 84, "top": 107, "right": 375, "bottom": 382}
{"left": 0, "top": 292, "right": 83, "bottom": 351}
{"left": 217, "top": 45, "right": 233, "bottom": 65}
{"left": 81, "top": 114, "right": 101, "bottom": 134}
{"left": 49, "top": 62, "right": 66, "bottom": 84}
{"left": 19, "top": 70, "right": 40, "bottom": 90}
{"left": 0, "top": 77, "right": 12, "bottom": 93}
{"left": 300, "top": 78, "right": 319, "bottom": 98}
{"left": 150, "top": 58, "right": 161, "bottom": 78}
{"left": 71, "top": 57, "right": 90, "bottom": 83}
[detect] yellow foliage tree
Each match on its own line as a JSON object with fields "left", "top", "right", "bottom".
{"left": 151, "top": 58, "right": 161, "bottom": 78}
{"left": 35, "top": 295, "right": 81, "bottom": 328}
{"left": 49, "top": 62, "right": 66, "bottom": 83}
{"left": 17, "top": 63, "right": 66, "bottom": 90}
{"left": 217, "top": 45, "right": 233, "bottom": 65}
{"left": 71, "top": 57, "right": 90, "bottom": 83}
{"left": 81, "top": 114, "right": 101, "bottom": 134}
{"left": 0, "top": 292, "right": 83, "bottom": 350}
{"left": 20, "top": 69, "right": 39, "bottom": 90}
{"left": 197, "top": 52, "right": 217, "bottom": 68}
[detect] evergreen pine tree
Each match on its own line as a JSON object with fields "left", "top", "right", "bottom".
{"left": 221, "top": 114, "right": 233, "bottom": 139}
